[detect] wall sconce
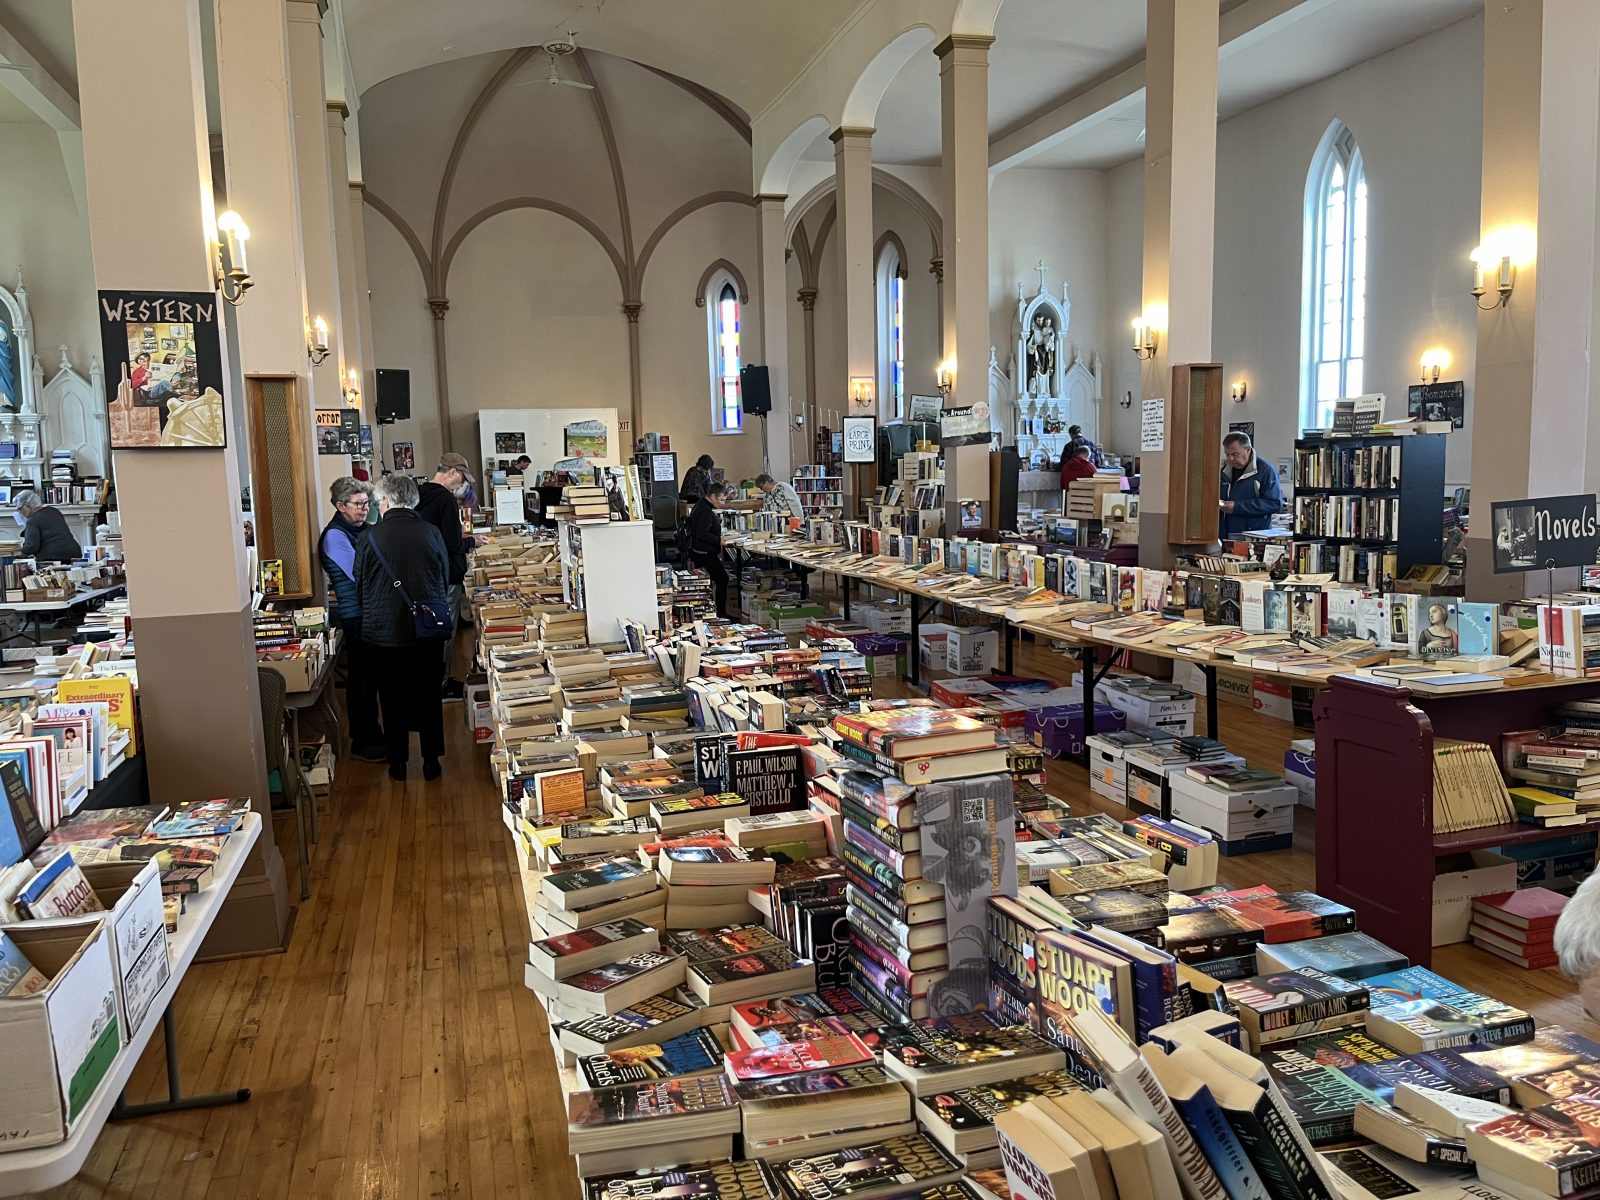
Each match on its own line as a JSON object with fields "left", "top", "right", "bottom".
{"left": 214, "top": 210, "right": 253, "bottom": 306}
{"left": 936, "top": 358, "right": 956, "bottom": 398}
{"left": 344, "top": 367, "right": 362, "bottom": 406}
{"left": 1470, "top": 228, "right": 1534, "bottom": 310}
{"left": 1231, "top": 380, "right": 1248, "bottom": 403}
{"left": 1131, "top": 316, "right": 1159, "bottom": 361}
{"left": 308, "top": 316, "right": 331, "bottom": 365}
{"left": 849, "top": 376, "right": 875, "bottom": 411}
{"left": 1118, "top": 390, "right": 1133, "bottom": 409}
{"left": 1419, "top": 348, "right": 1450, "bottom": 384}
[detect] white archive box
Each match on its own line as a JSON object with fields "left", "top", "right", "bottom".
{"left": 0, "top": 917, "right": 121, "bottom": 1150}
{"left": 1084, "top": 734, "right": 1132, "bottom": 806}
{"left": 1095, "top": 681, "right": 1197, "bottom": 737}
{"left": 1168, "top": 773, "right": 1298, "bottom": 840}
{"left": 1122, "top": 751, "right": 1246, "bottom": 816}
{"left": 1432, "top": 850, "right": 1517, "bottom": 946}
{"left": 945, "top": 627, "right": 999, "bottom": 676}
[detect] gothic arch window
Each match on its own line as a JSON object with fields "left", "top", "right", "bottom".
{"left": 875, "top": 239, "right": 906, "bottom": 420}
{"left": 1302, "top": 120, "right": 1367, "bottom": 430}
{"left": 705, "top": 272, "right": 743, "bottom": 434}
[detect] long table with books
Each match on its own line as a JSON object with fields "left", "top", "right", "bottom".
{"left": 0, "top": 813, "right": 260, "bottom": 1196}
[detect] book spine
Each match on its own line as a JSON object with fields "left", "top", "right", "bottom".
{"left": 838, "top": 798, "right": 911, "bottom": 850}
{"left": 840, "top": 843, "right": 905, "bottom": 900}
{"left": 1222, "top": 1099, "right": 1325, "bottom": 1200}
{"left": 1109, "top": 1059, "right": 1227, "bottom": 1200}
{"left": 848, "top": 947, "right": 915, "bottom": 1014}
{"left": 843, "top": 819, "right": 909, "bottom": 878}
{"left": 848, "top": 902, "right": 919, "bottom": 961}
{"left": 847, "top": 931, "right": 918, "bottom": 991}
{"left": 1169, "top": 1087, "right": 1273, "bottom": 1200}
{"left": 846, "top": 882, "right": 921, "bottom": 936}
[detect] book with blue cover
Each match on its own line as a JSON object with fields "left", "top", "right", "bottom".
{"left": 1457, "top": 601, "right": 1499, "bottom": 657}
{"left": 576, "top": 1027, "right": 724, "bottom": 1090}
{"left": 1143, "top": 1044, "right": 1272, "bottom": 1200}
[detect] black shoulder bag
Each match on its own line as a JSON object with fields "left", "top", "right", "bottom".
{"left": 365, "top": 533, "right": 451, "bottom": 640}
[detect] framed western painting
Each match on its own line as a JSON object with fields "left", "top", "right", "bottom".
{"left": 98, "top": 290, "right": 226, "bottom": 448}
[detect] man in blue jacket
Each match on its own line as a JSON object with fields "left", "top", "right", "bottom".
{"left": 1219, "top": 431, "right": 1282, "bottom": 540}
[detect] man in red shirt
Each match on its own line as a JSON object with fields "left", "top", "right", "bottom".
{"left": 1060, "top": 444, "right": 1098, "bottom": 488}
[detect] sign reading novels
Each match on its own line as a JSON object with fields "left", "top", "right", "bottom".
{"left": 98, "top": 290, "right": 226, "bottom": 448}
{"left": 727, "top": 745, "right": 804, "bottom": 814}
{"left": 1490, "top": 493, "right": 1600, "bottom": 573}
{"left": 1406, "top": 380, "right": 1466, "bottom": 428}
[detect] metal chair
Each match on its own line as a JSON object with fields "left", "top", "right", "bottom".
{"left": 258, "top": 666, "right": 310, "bottom": 899}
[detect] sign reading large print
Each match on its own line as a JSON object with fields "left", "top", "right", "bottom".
{"left": 98, "top": 290, "right": 227, "bottom": 449}
{"left": 1490, "top": 493, "right": 1600, "bottom": 573}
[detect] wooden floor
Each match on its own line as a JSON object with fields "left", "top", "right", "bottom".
{"left": 43, "top": 623, "right": 1590, "bottom": 1199}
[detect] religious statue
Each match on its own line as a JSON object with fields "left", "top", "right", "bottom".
{"left": 1025, "top": 312, "right": 1056, "bottom": 398}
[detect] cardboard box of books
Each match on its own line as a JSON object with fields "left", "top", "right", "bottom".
{"left": 945, "top": 627, "right": 998, "bottom": 676}
{"left": 259, "top": 650, "right": 318, "bottom": 693}
{"left": 0, "top": 918, "right": 121, "bottom": 1149}
{"left": 1173, "top": 660, "right": 1252, "bottom": 708}
{"left": 1095, "top": 682, "right": 1196, "bottom": 737}
{"left": 73, "top": 860, "right": 170, "bottom": 1037}
{"left": 1284, "top": 739, "right": 1316, "bottom": 806}
{"left": 917, "top": 622, "right": 959, "bottom": 671}
{"left": 1084, "top": 734, "right": 1132, "bottom": 805}
{"left": 465, "top": 676, "right": 493, "bottom": 743}
{"left": 1432, "top": 849, "right": 1516, "bottom": 946}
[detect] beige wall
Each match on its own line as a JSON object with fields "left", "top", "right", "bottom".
{"left": 0, "top": 126, "right": 97, "bottom": 370}
{"left": 359, "top": 47, "right": 764, "bottom": 475}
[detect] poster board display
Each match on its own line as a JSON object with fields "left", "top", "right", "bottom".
{"left": 476, "top": 408, "right": 620, "bottom": 473}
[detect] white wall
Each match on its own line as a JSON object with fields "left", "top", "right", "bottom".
{"left": 1105, "top": 15, "right": 1483, "bottom": 485}
{"left": 0, "top": 126, "right": 97, "bottom": 375}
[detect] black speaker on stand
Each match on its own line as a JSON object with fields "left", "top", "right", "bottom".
{"left": 376, "top": 368, "right": 411, "bottom": 424}
{"left": 741, "top": 365, "right": 772, "bottom": 473}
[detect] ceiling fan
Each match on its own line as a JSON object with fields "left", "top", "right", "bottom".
{"left": 534, "top": 35, "right": 594, "bottom": 89}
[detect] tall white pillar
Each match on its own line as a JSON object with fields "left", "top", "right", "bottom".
{"left": 1466, "top": 0, "right": 1600, "bottom": 597}
{"left": 350, "top": 183, "right": 378, "bottom": 446}
{"left": 286, "top": 0, "right": 349, "bottom": 489}
{"left": 1139, "top": 0, "right": 1218, "bottom": 565}
{"left": 756, "top": 194, "right": 793, "bottom": 478}
{"left": 833, "top": 127, "right": 875, "bottom": 502}
{"left": 74, "top": 0, "right": 288, "bottom": 953}
{"left": 936, "top": 34, "right": 993, "bottom": 533}
{"left": 327, "top": 107, "right": 365, "bottom": 410}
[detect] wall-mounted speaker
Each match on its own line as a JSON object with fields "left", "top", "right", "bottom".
{"left": 376, "top": 368, "right": 410, "bottom": 424}
{"left": 740, "top": 365, "right": 771, "bottom": 416}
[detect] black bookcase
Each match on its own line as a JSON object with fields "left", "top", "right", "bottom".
{"left": 1290, "top": 433, "right": 1446, "bottom": 578}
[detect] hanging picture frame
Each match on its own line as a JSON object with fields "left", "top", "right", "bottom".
{"left": 98, "top": 290, "right": 227, "bottom": 448}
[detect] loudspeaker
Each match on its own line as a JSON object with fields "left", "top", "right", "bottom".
{"left": 740, "top": 364, "right": 771, "bottom": 416}
{"left": 376, "top": 368, "right": 411, "bottom": 424}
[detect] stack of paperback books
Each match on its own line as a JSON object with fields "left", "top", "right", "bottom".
{"left": 1470, "top": 888, "right": 1567, "bottom": 970}
{"left": 658, "top": 844, "right": 774, "bottom": 929}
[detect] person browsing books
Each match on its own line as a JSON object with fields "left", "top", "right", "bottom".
{"left": 353, "top": 473, "right": 450, "bottom": 782}
{"left": 754, "top": 473, "right": 803, "bottom": 521}
{"left": 318, "top": 477, "right": 385, "bottom": 763}
{"left": 679, "top": 454, "right": 715, "bottom": 504}
{"left": 1059, "top": 444, "right": 1098, "bottom": 489}
{"left": 687, "top": 482, "right": 732, "bottom": 618}
{"left": 415, "top": 452, "right": 475, "bottom": 701}
{"left": 13, "top": 489, "right": 81, "bottom": 563}
{"left": 1556, "top": 873, "right": 1600, "bottom": 1019}
{"left": 1218, "top": 431, "right": 1282, "bottom": 540}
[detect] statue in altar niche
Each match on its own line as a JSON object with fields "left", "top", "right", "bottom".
{"left": 0, "top": 318, "right": 14, "bottom": 410}
{"left": 1025, "top": 310, "right": 1057, "bottom": 398}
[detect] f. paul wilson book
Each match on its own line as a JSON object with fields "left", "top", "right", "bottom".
{"left": 772, "top": 1130, "right": 965, "bottom": 1200}
{"left": 582, "top": 1158, "right": 781, "bottom": 1200}
{"left": 727, "top": 745, "right": 805, "bottom": 815}
{"left": 575, "top": 1028, "right": 725, "bottom": 1090}
{"left": 1221, "top": 968, "right": 1369, "bottom": 1050}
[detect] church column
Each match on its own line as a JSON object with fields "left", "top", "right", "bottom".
{"left": 214, "top": 0, "right": 321, "bottom": 541}
{"left": 624, "top": 301, "right": 643, "bottom": 446}
{"left": 833, "top": 128, "right": 874, "bottom": 502}
{"left": 349, "top": 183, "right": 378, "bottom": 440}
{"left": 1465, "top": 0, "right": 1600, "bottom": 597}
{"left": 799, "top": 288, "right": 820, "bottom": 442}
{"left": 286, "top": 0, "right": 348, "bottom": 488}
{"left": 428, "top": 297, "right": 453, "bottom": 453}
{"left": 74, "top": 0, "right": 288, "bottom": 953}
{"left": 326, "top": 106, "right": 366, "bottom": 422}
{"left": 756, "top": 194, "right": 793, "bottom": 477}
{"left": 936, "top": 34, "right": 994, "bottom": 534}
{"left": 1139, "top": 0, "right": 1219, "bottom": 566}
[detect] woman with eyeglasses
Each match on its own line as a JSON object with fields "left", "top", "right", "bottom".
{"left": 320, "top": 476, "right": 385, "bottom": 763}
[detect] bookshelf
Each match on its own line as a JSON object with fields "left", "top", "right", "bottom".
{"left": 792, "top": 464, "right": 843, "bottom": 517}
{"left": 1290, "top": 433, "right": 1445, "bottom": 581}
{"left": 556, "top": 518, "right": 658, "bottom": 641}
{"left": 1315, "top": 674, "right": 1600, "bottom": 967}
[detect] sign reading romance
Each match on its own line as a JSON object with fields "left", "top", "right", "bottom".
{"left": 1490, "top": 493, "right": 1600, "bottom": 573}
{"left": 98, "top": 290, "right": 226, "bottom": 449}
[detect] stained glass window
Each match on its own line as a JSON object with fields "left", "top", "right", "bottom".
{"left": 709, "top": 279, "right": 742, "bottom": 433}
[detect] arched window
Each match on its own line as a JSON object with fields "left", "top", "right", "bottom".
{"left": 706, "top": 276, "right": 743, "bottom": 434}
{"left": 1301, "top": 121, "right": 1367, "bottom": 431}
{"left": 876, "top": 242, "right": 906, "bottom": 420}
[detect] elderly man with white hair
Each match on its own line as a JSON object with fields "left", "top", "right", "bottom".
{"left": 12, "top": 489, "right": 81, "bottom": 563}
{"left": 1555, "top": 872, "right": 1600, "bottom": 1019}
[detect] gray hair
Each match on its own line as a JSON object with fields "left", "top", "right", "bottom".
{"left": 12, "top": 489, "right": 42, "bottom": 513}
{"left": 1556, "top": 871, "right": 1600, "bottom": 980}
{"left": 329, "top": 476, "right": 368, "bottom": 507}
{"left": 373, "top": 473, "right": 420, "bottom": 510}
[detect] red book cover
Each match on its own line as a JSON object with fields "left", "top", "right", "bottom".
{"left": 1473, "top": 888, "right": 1568, "bottom": 930}
{"left": 832, "top": 709, "right": 993, "bottom": 758}
{"left": 724, "top": 1032, "right": 873, "bottom": 1081}
{"left": 736, "top": 731, "right": 812, "bottom": 749}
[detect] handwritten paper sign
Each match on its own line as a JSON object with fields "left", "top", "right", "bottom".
{"left": 843, "top": 416, "right": 877, "bottom": 463}
{"left": 1140, "top": 397, "right": 1165, "bottom": 451}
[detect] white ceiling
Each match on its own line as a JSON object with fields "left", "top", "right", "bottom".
{"left": 339, "top": 0, "right": 864, "bottom": 117}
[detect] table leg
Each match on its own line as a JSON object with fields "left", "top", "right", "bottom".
{"left": 909, "top": 597, "right": 921, "bottom": 687}
{"left": 1202, "top": 664, "right": 1220, "bottom": 739}
{"left": 1081, "top": 644, "right": 1097, "bottom": 742}
{"left": 285, "top": 708, "right": 311, "bottom": 900}
{"left": 109, "top": 1006, "right": 252, "bottom": 1119}
{"left": 1004, "top": 623, "right": 1015, "bottom": 675}
{"left": 842, "top": 575, "right": 852, "bottom": 620}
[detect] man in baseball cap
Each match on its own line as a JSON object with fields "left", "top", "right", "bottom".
{"left": 416, "top": 452, "right": 477, "bottom": 699}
